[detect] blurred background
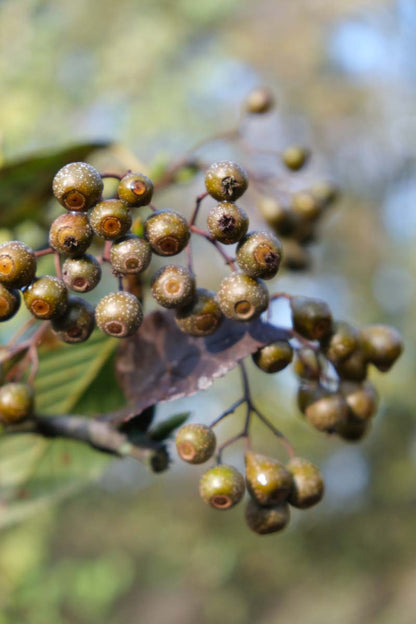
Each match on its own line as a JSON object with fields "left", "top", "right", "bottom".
{"left": 0, "top": 0, "right": 415, "bottom": 622}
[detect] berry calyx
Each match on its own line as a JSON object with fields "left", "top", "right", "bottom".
{"left": 217, "top": 273, "right": 269, "bottom": 322}
{"left": 252, "top": 340, "right": 293, "bottom": 373}
{"left": 205, "top": 161, "right": 249, "bottom": 202}
{"left": 144, "top": 210, "right": 190, "bottom": 256}
{"left": 52, "top": 162, "right": 103, "bottom": 212}
{"left": 175, "top": 423, "right": 216, "bottom": 464}
{"left": 175, "top": 288, "right": 222, "bottom": 336}
{"left": 290, "top": 296, "right": 333, "bottom": 341}
{"left": 51, "top": 296, "right": 95, "bottom": 344}
{"left": 245, "top": 451, "right": 293, "bottom": 506}
{"left": 287, "top": 457, "right": 324, "bottom": 509}
{"left": 236, "top": 231, "right": 283, "bottom": 280}
{"left": 110, "top": 235, "right": 152, "bottom": 275}
{"left": 245, "top": 499, "right": 290, "bottom": 535}
{"left": 0, "top": 383, "right": 34, "bottom": 424}
{"left": 118, "top": 172, "right": 154, "bottom": 207}
{"left": 151, "top": 265, "right": 196, "bottom": 309}
{"left": 49, "top": 212, "right": 93, "bottom": 257}
{"left": 95, "top": 291, "right": 143, "bottom": 338}
{"left": 89, "top": 200, "right": 132, "bottom": 240}
{"left": 207, "top": 202, "right": 249, "bottom": 244}
{"left": 199, "top": 464, "right": 245, "bottom": 510}
{"left": 0, "top": 284, "right": 21, "bottom": 321}
{"left": 0, "top": 241, "right": 37, "bottom": 289}
{"left": 62, "top": 254, "right": 101, "bottom": 293}
{"left": 23, "top": 276, "right": 68, "bottom": 320}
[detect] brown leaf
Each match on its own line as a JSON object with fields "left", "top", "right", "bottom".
{"left": 111, "top": 310, "right": 290, "bottom": 423}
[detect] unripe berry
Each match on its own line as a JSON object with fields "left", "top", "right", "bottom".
{"left": 110, "top": 235, "right": 152, "bottom": 275}
{"left": 287, "top": 457, "right": 324, "bottom": 509}
{"left": 336, "top": 418, "right": 370, "bottom": 442}
{"left": 199, "top": 464, "right": 245, "bottom": 510}
{"left": 175, "top": 288, "right": 222, "bottom": 337}
{"left": 118, "top": 172, "right": 154, "bottom": 207}
{"left": 53, "top": 162, "right": 103, "bottom": 212}
{"left": 335, "top": 348, "right": 368, "bottom": 382}
{"left": 217, "top": 273, "right": 269, "bottom": 322}
{"left": 175, "top": 424, "right": 216, "bottom": 464}
{"left": 144, "top": 210, "right": 190, "bottom": 256}
{"left": 245, "top": 452, "right": 293, "bottom": 506}
{"left": 23, "top": 276, "right": 68, "bottom": 320}
{"left": 252, "top": 340, "right": 293, "bottom": 373}
{"left": 281, "top": 240, "right": 312, "bottom": 272}
{"left": 0, "top": 284, "right": 21, "bottom": 321}
{"left": 205, "top": 161, "right": 249, "bottom": 202}
{"left": 207, "top": 202, "right": 249, "bottom": 244}
{"left": 49, "top": 212, "right": 93, "bottom": 257}
{"left": 290, "top": 296, "right": 332, "bottom": 341}
{"left": 62, "top": 254, "right": 101, "bottom": 293}
{"left": 52, "top": 296, "right": 95, "bottom": 344}
{"left": 236, "top": 231, "right": 283, "bottom": 280}
{"left": 0, "top": 241, "right": 36, "bottom": 288}
{"left": 291, "top": 191, "right": 322, "bottom": 221}
{"left": 311, "top": 181, "right": 339, "bottom": 208}
{"left": 0, "top": 383, "right": 34, "bottom": 424}
{"left": 282, "top": 146, "right": 310, "bottom": 171}
{"left": 305, "top": 392, "right": 348, "bottom": 432}
{"left": 257, "top": 197, "right": 297, "bottom": 237}
{"left": 245, "top": 499, "right": 290, "bottom": 535}
{"left": 297, "top": 381, "right": 326, "bottom": 414}
{"left": 151, "top": 265, "right": 196, "bottom": 309}
{"left": 89, "top": 200, "right": 132, "bottom": 240}
{"left": 360, "top": 325, "right": 403, "bottom": 372}
{"left": 321, "top": 321, "right": 360, "bottom": 365}
{"left": 244, "top": 87, "right": 275, "bottom": 114}
{"left": 339, "top": 381, "right": 378, "bottom": 422}
{"left": 293, "top": 348, "right": 321, "bottom": 381}
{"left": 95, "top": 291, "right": 143, "bottom": 338}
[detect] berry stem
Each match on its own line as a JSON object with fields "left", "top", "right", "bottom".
{"left": 189, "top": 191, "right": 209, "bottom": 226}
{"left": 190, "top": 226, "right": 237, "bottom": 271}
{"left": 100, "top": 172, "right": 124, "bottom": 181}
{"left": 209, "top": 398, "right": 245, "bottom": 428}
{"left": 34, "top": 247, "right": 54, "bottom": 258}
{"left": 252, "top": 407, "right": 296, "bottom": 458}
{"left": 54, "top": 252, "right": 62, "bottom": 279}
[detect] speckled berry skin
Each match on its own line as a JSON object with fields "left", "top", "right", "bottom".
{"left": 52, "top": 296, "right": 95, "bottom": 344}
{"left": 175, "top": 288, "right": 222, "bottom": 337}
{"left": 245, "top": 452, "right": 293, "bottom": 507}
{"left": 245, "top": 499, "right": 290, "bottom": 535}
{"left": 89, "top": 200, "right": 132, "bottom": 240}
{"left": 236, "top": 231, "right": 283, "bottom": 280}
{"left": 282, "top": 146, "right": 310, "bottom": 171}
{"left": 110, "top": 235, "right": 152, "bottom": 275}
{"left": 23, "top": 276, "right": 68, "bottom": 320}
{"left": 244, "top": 87, "right": 275, "bottom": 114}
{"left": 204, "top": 161, "right": 249, "bottom": 202}
{"left": 118, "top": 172, "right": 154, "bottom": 207}
{"left": 207, "top": 202, "right": 249, "bottom": 244}
{"left": 95, "top": 291, "right": 143, "bottom": 338}
{"left": 252, "top": 340, "right": 293, "bottom": 373}
{"left": 305, "top": 392, "right": 348, "bottom": 432}
{"left": 0, "top": 241, "right": 36, "bottom": 288}
{"left": 52, "top": 162, "right": 103, "bottom": 212}
{"left": 0, "top": 284, "right": 21, "bottom": 321}
{"left": 217, "top": 273, "right": 269, "bottom": 322}
{"left": 151, "top": 265, "right": 196, "bottom": 309}
{"left": 287, "top": 457, "right": 324, "bottom": 509}
{"left": 0, "top": 383, "right": 34, "bottom": 424}
{"left": 62, "top": 254, "right": 101, "bottom": 293}
{"left": 360, "top": 325, "right": 403, "bottom": 372}
{"left": 175, "top": 424, "right": 216, "bottom": 464}
{"left": 49, "top": 212, "right": 93, "bottom": 257}
{"left": 290, "top": 296, "right": 332, "bottom": 341}
{"left": 199, "top": 464, "right": 245, "bottom": 510}
{"left": 144, "top": 210, "right": 190, "bottom": 256}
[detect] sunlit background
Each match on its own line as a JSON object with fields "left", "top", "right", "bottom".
{"left": 0, "top": 0, "right": 415, "bottom": 622}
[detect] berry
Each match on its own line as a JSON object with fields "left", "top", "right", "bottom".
{"left": 236, "top": 231, "right": 283, "bottom": 280}
{"left": 152, "top": 265, "right": 196, "bottom": 309}
{"left": 293, "top": 348, "right": 321, "bottom": 381}
{"left": 282, "top": 240, "right": 312, "bottom": 272}
{"left": 321, "top": 321, "right": 360, "bottom": 365}
{"left": 335, "top": 348, "right": 368, "bottom": 382}
{"left": 244, "top": 87, "right": 275, "bottom": 114}
{"left": 110, "top": 235, "right": 152, "bottom": 275}
{"left": 339, "top": 381, "right": 378, "bottom": 422}
{"left": 252, "top": 340, "right": 293, "bottom": 373}
{"left": 217, "top": 273, "right": 269, "bottom": 322}
{"left": 144, "top": 210, "right": 190, "bottom": 256}
{"left": 0, "top": 382, "right": 34, "bottom": 424}
{"left": 245, "top": 452, "right": 293, "bottom": 506}
{"left": 53, "top": 162, "right": 103, "bottom": 212}
{"left": 175, "top": 288, "right": 222, "bottom": 337}
{"left": 118, "top": 172, "right": 154, "bottom": 207}
{"left": 245, "top": 499, "right": 290, "bottom": 535}
{"left": 49, "top": 212, "right": 93, "bottom": 257}
{"left": 52, "top": 296, "right": 95, "bottom": 344}
{"left": 199, "top": 464, "right": 245, "bottom": 510}
{"left": 23, "top": 276, "right": 68, "bottom": 320}
{"left": 205, "top": 161, "right": 249, "bottom": 202}
{"left": 297, "top": 381, "right": 326, "bottom": 414}
{"left": 305, "top": 392, "right": 348, "bottom": 432}
{"left": 360, "top": 325, "right": 403, "bottom": 372}
{"left": 291, "top": 191, "right": 322, "bottom": 221}
{"left": 207, "top": 202, "right": 249, "bottom": 244}
{"left": 336, "top": 418, "right": 370, "bottom": 442}
{"left": 0, "top": 241, "right": 36, "bottom": 288}
{"left": 290, "top": 296, "right": 332, "bottom": 341}
{"left": 89, "top": 200, "right": 132, "bottom": 240}
{"left": 0, "top": 284, "right": 21, "bottom": 321}
{"left": 258, "top": 197, "right": 298, "bottom": 237}
{"left": 287, "top": 457, "right": 324, "bottom": 509}
{"left": 175, "top": 424, "right": 216, "bottom": 464}
{"left": 95, "top": 291, "right": 143, "bottom": 338}
{"left": 62, "top": 254, "right": 101, "bottom": 293}
{"left": 311, "top": 181, "right": 339, "bottom": 207}
{"left": 282, "top": 146, "right": 310, "bottom": 171}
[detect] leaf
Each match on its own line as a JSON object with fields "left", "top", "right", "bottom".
{"left": 0, "top": 142, "right": 109, "bottom": 228}
{"left": 149, "top": 412, "right": 190, "bottom": 442}
{"left": 113, "top": 310, "right": 290, "bottom": 423}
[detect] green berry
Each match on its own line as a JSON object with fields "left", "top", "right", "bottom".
{"left": 244, "top": 87, "right": 275, "bottom": 114}
{"left": 245, "top": 499, "right": 290, "bottom": 535}
{"left": 52, "top": 162, "right": 103, "bottom": 212}
{"left": 23, "top": 276, "right": 68, "bottom": 320}
{"left": 0, "top": 284, "right": 21, "bottom": 321}
{"left": 144, "top": 210, "right": 190, "bottom": 256}
{"left": 217, "top": 273, "right": 269, "bottom": 322}
{"left": 257, "top": 197, "right": 298, "bottom": 237}
{"left": 291, "top": 191, "right": 322, "bottom": 221}
{"left": 118, "top": 172, "right": 154, "bottom": 207}
{"left": 175, "top": 288, "right": 222, "bottom": 337}
{"left": 175, "top": 424, "right": 216, "bottom": 464}
{"left": 297, "top": 381, "right": 326, "bottom": 414}
{"left": 207, "top": 202, "right": 249, "bottom": 244}
{"left": 282, "top": 146, "right": 310, "bottom": 171}
{"left": 0, "top": 382, "right": 34, "bottom": 424}
{"left": 311, "top": 181, "right": 339, "bottom": 208}
{"left": 205, "top": 161, "right": 249, "bottom": 202}
{"left": 252, "top": 340, "right": 293, "bottom": 373}
{"left": 293, "top": 348, "right": 321, "bottom": 381}
{"left": 335, "top": 348, "right": 368, "bottom": 382}
{"left": 95, "top": 291, "right": 143, "bottom": 338}
{"left": 321, "top": 321, "right": 360, "bottom": 365}
{"left": 199, "top": 464, "right": 245, "bottom": 510}
{"left": 62, "top": 254, "right": 101, "bottom": 293}
{"left": 360, "top": 325, "right": 403, "bottom": 372}
{"left": 236, "top": 231, "right": 283, "bottom": 280}
{"left": 49, "top": 212, "right": 93, "bottom": 257}
{"left": 339, "top": 381, "right": 378, "bottom": 422}
{"left": 282, "top": 239, "right": 312, "bottom": 272}
{"left": 0, "top": 241, "right": 36, "bottom": 288}
{"left": 89, "top": 200, "right": 132, "bottom": 240}
{"left": 151, "top": 265, "right": 196, "bottom": 309}
{"left": 245, "top": 451, "right": 293, "bottom": 506}
{"left": 305, "top": 392, "right": 348, "bottom": 432}
{"left": 52, "top": 296, "right": 95, "bottom": 344}
{"left": 290, "top": 296, "right": 333, "bottom": 340}
{"left": 110, "top": 235, "right": 152, "bottom": 275}
{"left": 287, "top": 457, "right": 324, "bottom": 509}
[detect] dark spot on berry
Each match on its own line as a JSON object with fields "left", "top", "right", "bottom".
{"left": 218, "top": 214, "right": 236, "bottom": 233}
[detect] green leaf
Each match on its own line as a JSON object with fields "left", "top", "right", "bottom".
{"left": 149, "top": 412, "right": 190, "bottom": 442}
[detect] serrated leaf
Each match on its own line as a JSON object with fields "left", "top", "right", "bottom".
{"left": 149, "top": 412, "right": 190, "bottom": 442}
